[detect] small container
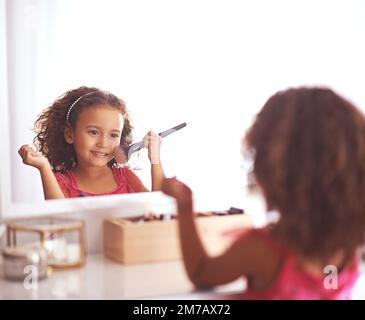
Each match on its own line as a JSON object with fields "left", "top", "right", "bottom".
{"left": 6, "top": 218, "right": 85, "bottom": 269}
{"left": 2, "top": 246, "right": 48, "bottom": 281}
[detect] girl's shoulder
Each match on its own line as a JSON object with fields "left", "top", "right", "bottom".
{"left": 53, "top": 170, "right": 75, "bottom": 197}
{"left": 112, "top": 166, "right": 149, "bottom": 192}
{"left": 232, "top": 224, "right": 288, "bottom": 258}
{"left": 54, "top": 170, "right": 72, "bottom": 185}
{"left": 111, "top": 165, "right": 137, "bottom": 182}
{"left": 251, "top": 225, "right": 289, "bottom": 257}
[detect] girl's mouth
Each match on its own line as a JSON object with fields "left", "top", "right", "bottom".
{"left": 91, "top": 151, "right": 109, "bottom": 158}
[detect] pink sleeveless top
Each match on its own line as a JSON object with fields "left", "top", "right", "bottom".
{"left": 54, "top": 167, "right": 145, "bottom": 198}
{"left": 242, "top": 229, "right": 360, "bottom": 300}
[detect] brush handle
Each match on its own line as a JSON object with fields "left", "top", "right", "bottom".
{"left": 123, "top": 122, "right": 187, "bottom": 159}
{"left": 159, "top": 122, "right": 187, "bottom": 138}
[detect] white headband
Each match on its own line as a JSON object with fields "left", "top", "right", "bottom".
{"left": 66, "top": 91, "right": 98, "bottom": 123}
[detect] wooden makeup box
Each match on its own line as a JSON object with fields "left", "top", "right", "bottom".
{"left": 103, "top": 210, "right": 253, "bottom": 264}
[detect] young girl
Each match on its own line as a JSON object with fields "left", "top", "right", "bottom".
{"left": 18, "top": 86, "right": 165, "bottom": 199}
{"left": 162, "top": 87, "right": 365, "bottom": 299}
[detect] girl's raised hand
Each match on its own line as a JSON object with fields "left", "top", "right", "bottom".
{"left": 161, "top": 177, "right": 193, "bottom": 207}
{"left": 18, "top": 144, "right": 50, "bottom": 170}
{"left": 112, "top": 145, "right": 128, "bottom": 165}
{"left": 143, "top": 131, "right": 162, "bottom": 164}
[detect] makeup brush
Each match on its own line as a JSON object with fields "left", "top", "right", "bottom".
{"left": 114, "top": 122, "right": 187, "bottom": 163}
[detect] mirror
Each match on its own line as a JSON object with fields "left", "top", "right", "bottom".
{"left": 2, "top": 0, "right": 365, "bottom": 220}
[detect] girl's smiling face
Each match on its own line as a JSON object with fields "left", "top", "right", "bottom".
{"left": 64, "top": 104, "right": 124, "bottom": 168}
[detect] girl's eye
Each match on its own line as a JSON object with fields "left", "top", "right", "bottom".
{"left": 111, "top": 133, "right": 120, "bottom": 139}
{"left": 88, "top": 130, "right": 98, "bottom": 135}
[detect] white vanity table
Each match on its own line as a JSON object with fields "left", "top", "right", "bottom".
{"left": 2, "top": 253, "right": 365, "bottom": 300}
{"left": 0, "top": 254, "right": 246, "bottom": 300}
{"left": 1, "top": 191, "right": 364, "bottom": 300}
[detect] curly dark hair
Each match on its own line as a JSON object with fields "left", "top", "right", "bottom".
{"left": 245, "top": 87, "right": 365, "bottom": 262}
{"left": 33, "top": 86, "right": 133, "bottom": 172}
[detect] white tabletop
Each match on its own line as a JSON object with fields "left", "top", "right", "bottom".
{"left": 0, "top": 254, "right": 246, "bottom": 300}
{"left": 1, "top": 253, "right": 364, "bottom": 300}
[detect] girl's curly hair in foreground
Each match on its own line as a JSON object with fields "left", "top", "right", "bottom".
{"left": 245, "top": 87, "right": 365, "bottom": 262}
{"left": 33, "top": 86, "right": 133, "bottom": 172}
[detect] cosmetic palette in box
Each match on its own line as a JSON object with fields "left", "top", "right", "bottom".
{"left": 103, "top": 210, "right": 254, "bottom": 264}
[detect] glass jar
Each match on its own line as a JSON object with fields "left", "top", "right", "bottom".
{"left": 6, "top": 217, "right": 85, "bottom": 269}
{"left": 2, "top": 245, "right": 48, "bottom": 281}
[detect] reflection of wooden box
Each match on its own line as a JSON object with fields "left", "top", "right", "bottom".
{"left": 103, "top": 213, "right": 253, "bottom": 264}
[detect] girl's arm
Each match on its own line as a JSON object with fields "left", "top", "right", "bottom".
{"left": 144, "top": 131, "right": 166, "bottom": 191}
{"left": 151, "top": 163, "right": 166, "bottom": 191}
{"left": 161, "top": 178, "right": 264, "bottom": 289}
{"left": 38, "top": 162, "right": 65, "bottom": 199}
{"left": 18, "top": 145, "right": 65, "bottom": 200}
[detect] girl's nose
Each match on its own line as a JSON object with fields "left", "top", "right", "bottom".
{"left": 96, "top": 135, "right": 108, "bottom": 147}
